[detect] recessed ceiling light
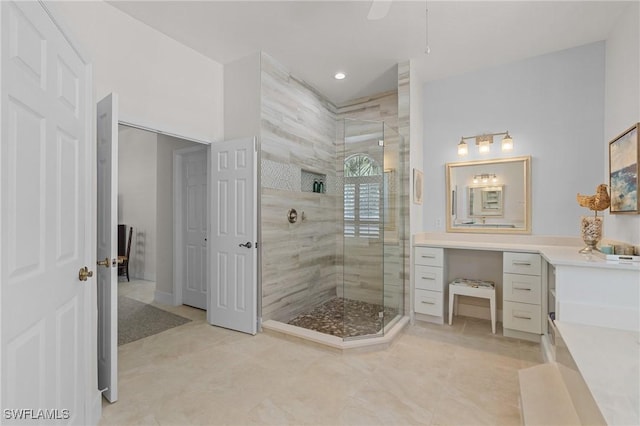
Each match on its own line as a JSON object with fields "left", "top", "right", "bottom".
{"left": 334, "top": 72, "right": 346, "bottom": 80}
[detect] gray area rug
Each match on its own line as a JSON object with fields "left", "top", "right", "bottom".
{"left": 118, "top": 296, "right": 191, "bottom": 346}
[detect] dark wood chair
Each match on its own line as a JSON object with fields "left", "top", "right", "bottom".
{"left": 118, "top": 226, "right": 133, "bottom": 281}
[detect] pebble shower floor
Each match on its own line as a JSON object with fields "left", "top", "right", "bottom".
{"left": 287, "top": 297, "right": 398, "bottom": 338}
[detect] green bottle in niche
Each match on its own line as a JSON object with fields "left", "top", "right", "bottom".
{"left": 313, "top": 180, "right": 319, "bottom": 193}
{"left": 318, "top": 181, "right": 324, "bottom": 193}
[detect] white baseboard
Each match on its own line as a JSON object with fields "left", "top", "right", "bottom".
{"left": 154, "top": 289, "right": 175, "bottom": 306}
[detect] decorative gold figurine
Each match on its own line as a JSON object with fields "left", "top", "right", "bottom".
{"left": 576, "top": 184, "right": 610, "bottom": 254}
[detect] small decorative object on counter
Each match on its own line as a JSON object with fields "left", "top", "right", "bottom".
{"left": 599, "top": 244, "right": 613, "bottom": 254}
{"left": 579, "top": 216, "right": 603, "bottom": 254}
{"left": 576, "top": 184, "right": 610, "bottom": 254}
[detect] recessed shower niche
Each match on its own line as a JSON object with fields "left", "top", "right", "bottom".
{"left": 301, "top": 169, "right": 327, "bottom": 193}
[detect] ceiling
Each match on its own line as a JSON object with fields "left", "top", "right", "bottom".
{"left": 108, "top": 1, "right": 629, "bottom": 105}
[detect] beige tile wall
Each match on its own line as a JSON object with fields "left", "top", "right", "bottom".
{"left": 260, "top": 54, "right": 410, "bottom": 322}
{"left": 260, "top": 53, "right": 339, "bottom": 322}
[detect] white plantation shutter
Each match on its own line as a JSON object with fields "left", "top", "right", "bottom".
{"left": 358, "top": 182, "right": 380, "bottom": 237}
{"left": 344, "top": 179, "right": 381, "bottom": 238}
{"left": 343, "top": 153, "right": 383, "bottom": 239}
{"left": 344, "top": 183, "right": 356, "bottom": 237}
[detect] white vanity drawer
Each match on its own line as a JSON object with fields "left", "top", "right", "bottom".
{"left": 414, "top": 265, "right": 443, "bottom": 292}
{"left": 414, "top": 289, "right": 443, "bottom": 316}
{"left": 415, "top": 247, "right": 444, "bottom": 267}
{"left": 503, "top": 301, "right": 542, "bottom": 334}
{"left": 503, "top": 252, "right": 541, "bottom": 276}
{"left": 503, "top": 273, "right": 541, "bottom": 305}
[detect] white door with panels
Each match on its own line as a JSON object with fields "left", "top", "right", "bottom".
{"left": 1, "top": 1, "right": 93, "bottom": 423}
{"left": 209, "top": 138, "right": 257, "bottom": 335}
{"left": 182, "top": 147, "right": 208, "bottom": 310}
{"left": 96, "top": 93, "right": 118, "bottom": 403}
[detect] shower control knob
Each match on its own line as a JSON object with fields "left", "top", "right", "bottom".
{"left": 288, "top": 208, "right": 298, "bottom": 223}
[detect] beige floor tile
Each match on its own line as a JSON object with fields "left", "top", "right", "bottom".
{"left": 102, "top": 296, "right": 541, "bottom": 426}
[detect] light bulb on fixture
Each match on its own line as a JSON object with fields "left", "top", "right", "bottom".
{"left": 334, "top": 72, "right": 346, "bottom": 80}
{"left": 457, "top": 138, "right": 468, "bottom": 156}
{"left": 478, "top": 140, "right": 491, "bottom": 154}
{"left": 502, "top": 132, "right": 513, "bottom": 151}
{"left": 492, "top": 175, "right": 498, "bottom": 183}
{"left": 473, "top": 177, "right": 479, "bottom": 184}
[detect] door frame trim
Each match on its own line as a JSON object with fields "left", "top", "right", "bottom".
{"left": 173, "top": 145, "right": 210, "bottom": 307}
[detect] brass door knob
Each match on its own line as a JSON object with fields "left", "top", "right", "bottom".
{"left": 97, "top": 257, "right": 110, "bottom": 267}
{"left": 78, "top": 266, "right": 94, "bottom": 282}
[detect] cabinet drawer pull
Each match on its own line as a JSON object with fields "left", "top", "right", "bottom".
{"left": 421, "top": 255, "right": 436, "bottom": 259}
{"left": 421, "top": 276, "right": 435, "bottom": 280}
{"left": 514, "top": 315, "right": 532, "bottom": 320}
{"left": 513, "top": 287, "right": 532, "bottom": 291}
{"left": 512, "top": 261, "right": 532, "bottom": 266}
{"left": 421, "top": 301, "right": 436, "bottom": 305}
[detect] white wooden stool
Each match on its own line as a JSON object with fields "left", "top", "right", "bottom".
{"left": 448, "top": 279, "right": 496, "bottom": 334}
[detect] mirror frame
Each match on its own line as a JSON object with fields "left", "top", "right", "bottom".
{"left": 445, "top": 155, "right": 531, "bottom": 234}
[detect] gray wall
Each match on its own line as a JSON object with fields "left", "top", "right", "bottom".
{"left": 422, "top": 42, "right": 606, "bottom": 236}
{"left": 118, "top": 126, "right": 157, "bottom": 281}
{"left": 604, "top": 2, "right": 640, "bottom": 245}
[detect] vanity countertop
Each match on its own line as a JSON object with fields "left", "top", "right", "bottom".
{"left": 413, "top": 233, "right": 640, "bottom": 271}
{"left": 556, "top": 321, "right": 640, "bottom": 426}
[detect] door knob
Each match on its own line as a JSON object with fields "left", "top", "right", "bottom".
{"left": 97, "top": 257, "right": 110, "bottom": 268}
{"left": 239, "top": 242, "right": 252, "bottom": 248}
{"left": 78, "top": 266, "right": 94, "bottom": 282}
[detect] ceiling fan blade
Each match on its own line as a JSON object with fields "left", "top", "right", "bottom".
{"left": 367, "top": 0, "right": 393, "bottom": 20}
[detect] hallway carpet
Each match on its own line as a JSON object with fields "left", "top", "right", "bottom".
{"left": 118, "top": 296, "right": 191, "bottom": 345}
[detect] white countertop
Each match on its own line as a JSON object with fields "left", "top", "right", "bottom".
{"left": 413, "top": 234, "right": 640, "bottom": 271}
{"left": 556, "top": 321, "right": 640, "bottom": 426}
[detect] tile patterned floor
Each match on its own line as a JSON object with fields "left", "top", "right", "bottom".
{"left": 102, "top": 286, "right": 542, "bottom": 426}
{"left": 287, "top": 297, "right": 399, "bottom": 338}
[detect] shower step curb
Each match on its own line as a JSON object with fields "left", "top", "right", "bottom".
{"left": 261, "top": 316, "right": 409, "bottom": 352}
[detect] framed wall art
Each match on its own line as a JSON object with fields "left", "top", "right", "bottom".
{"left": 609, "top": 123, "right": 639, "bottom": 214}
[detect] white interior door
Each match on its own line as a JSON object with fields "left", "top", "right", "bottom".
{"left": 209, "top": 138, "right": 257, "bottom": 335}
{"left": 1, "top": 1, "right": 93, "bottom": 423}
{"left": 182, "top": 148, "right": 208, "bottom": 310}
{"left": 96, "top": 93, "right": 118, "bottom": 402}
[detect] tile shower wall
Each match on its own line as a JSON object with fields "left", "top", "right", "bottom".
{"left": 259, "top": 53, "right": 410, "bottom": 322}
{"left": 398, "top": 61, "right": 411, "bottom": 316}
{"left": 260, "top": 53, "right": 339, "bottom": 322}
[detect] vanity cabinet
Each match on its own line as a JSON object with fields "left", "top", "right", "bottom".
{"left": 414, "top": 247, "right": 446, "bottom": 323}
{"left": 503, "top": 252, "right": 543, "bottom": 340}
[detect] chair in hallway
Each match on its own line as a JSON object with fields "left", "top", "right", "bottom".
{"left": 118, "top": 225, "right": 133, "bottom": 282}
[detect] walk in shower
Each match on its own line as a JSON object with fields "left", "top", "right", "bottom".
{"left": 285, "top": 119, "right": 405, "bottom": 340}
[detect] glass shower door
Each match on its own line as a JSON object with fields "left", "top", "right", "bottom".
{"left": 342, "top": 119, "right": 386, "bottom": 339}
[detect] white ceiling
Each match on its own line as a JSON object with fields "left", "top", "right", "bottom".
{"left": 108, "top": 1, "right": 629, "bottom": 105}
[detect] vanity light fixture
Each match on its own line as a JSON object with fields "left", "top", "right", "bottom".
{"left": 457, "top": 131, "right": 514, "bottom": 156}
{"left": 334, "top": 72, "right": 346, "bottom": 80}
{"left": 473, "top": 173, "right": 497, "bottom": 184}
{"left": 502, "top": 132, "right": 513, "bottom": 151}
{"left": 457, "top": 138, "right": 468, "bottom": 156}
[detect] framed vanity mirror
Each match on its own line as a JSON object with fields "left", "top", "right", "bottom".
{"left": 446, "top": 156, "right": 531, "bottom": 233}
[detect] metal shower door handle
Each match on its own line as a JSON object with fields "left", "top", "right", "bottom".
{"left": 239, "top": 242, "right": 252, "bottom": 249}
